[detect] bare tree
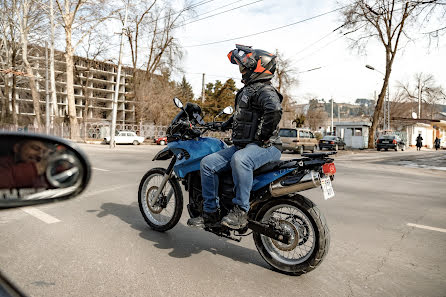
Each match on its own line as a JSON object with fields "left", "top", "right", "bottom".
{"left": 273, "top": 50, "right": 299, "bottom": 128}
{"left": 123, "top": 1, "right": 195, "bottom": 124}
{"left": 398, "top": 72, "right": 445, "bottom": 119}
{"left": 340, "top": 0, "right": 442, "bottom": 147}
{"left": 0, "top": 0, "right": 21, "bottom": 127}
{"left": 54, "top": 0, "right": 116, "bottom": 140}
{"left": 19, "top": 0, "right": 47, "bottom": 131}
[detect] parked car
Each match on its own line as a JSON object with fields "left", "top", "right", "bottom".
{"left": 104, "top": 131, "right": 145, "bottom": 145}
{"left": 279, "top": 128, "right": 318, "bottom": 154}
{"left": 155, "top": 136, "right": 167, "bottom": 145}
{"left": 319, "top": 136, "right": 346, "bottom": 151}
{"left": 376, "top": 135, "right": 405, "bottom": 151}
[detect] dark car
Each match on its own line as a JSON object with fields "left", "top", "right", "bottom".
{"left": 319, "top": 136, "right": 346, "bottom": 151}
{"left": 376, "top": 135, "right": 405, "bottom": 151}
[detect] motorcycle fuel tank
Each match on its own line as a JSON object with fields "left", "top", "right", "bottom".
{"left": 168, "top": 137, "right": 227, "bottom": 178}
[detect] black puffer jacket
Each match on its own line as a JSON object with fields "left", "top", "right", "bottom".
{"left": 222, "top": 80, "right": 283, "bottom": 148}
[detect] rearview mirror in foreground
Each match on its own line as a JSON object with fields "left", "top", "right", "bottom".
{"left": 0, "top": 132, "right": 91, "bottom": 208}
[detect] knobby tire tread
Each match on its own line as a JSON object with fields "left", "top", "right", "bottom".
{"left": 252, "top": 194, "right": 330, "bottom": 276}
{"left": 138, "top": 167, "right": 183, "bottom": 232}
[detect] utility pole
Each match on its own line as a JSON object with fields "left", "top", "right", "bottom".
{"left": 45, "top": 42, "right": 50, "bottom": 134}
{"left": 387, "top": 85, "right": 390, "bottom": 130}
{"left": 418, "top": 79, "right": 422, "bottom": 119}
{"left": 201, "top": 73, "right": 205, "bottom": 103}
{"left": 331, "top": 97, "right": 334, "bottom": 135}
{"left": 338, "top": 105, "right": 340, "bottom": 123}
{"left": 110, "top": 0, "right": 129, "bottom": 149}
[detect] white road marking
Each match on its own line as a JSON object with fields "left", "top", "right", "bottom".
{"left": 92, "top": 167, "right": 110, "bottom": 171}
{"left": 81, "top": 184, "right": 136, "bottom": 198}
{"left": 20, "top": 207, "right": 61, "bottom": 224}
{"left": 407, "top": 223, "right": 446, "bottom": 233}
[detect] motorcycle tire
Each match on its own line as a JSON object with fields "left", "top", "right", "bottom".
{"left": 138, "top": 167, "right": 183, "bottom": 232}
{"left": 252, "top": 195, "right": 330, "bottom": 276}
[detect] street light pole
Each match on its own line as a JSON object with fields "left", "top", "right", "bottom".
{"left": 365, "top": 64, "right": 389, "bottom": 131}
{"left": 110, "top": 0, "right": 129, "bottom": 149}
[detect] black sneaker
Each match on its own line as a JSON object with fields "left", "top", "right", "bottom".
{"left": 187, "top": 211, "right": 220, "bottom": 228}
{"left": 221, "top": 205, "right": 248, "bottom": 229}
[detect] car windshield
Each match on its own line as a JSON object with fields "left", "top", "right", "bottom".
{"left": 279, "top": 129, "right": 297, "bottom": 137}
{"left": 322, "top": 136, "right": 336, "bottom": 140}
{"left": 379, "top": 135, "right": 395, "bottom": 139}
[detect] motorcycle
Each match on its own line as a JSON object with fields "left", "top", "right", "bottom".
{"left": 138, "top": 97, "right": 337, "bottom": 275}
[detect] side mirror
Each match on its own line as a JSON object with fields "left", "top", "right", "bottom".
{"left": 223, "top": 106, "right": 233, "bottom": 115}
{"left": 0, "top": 132, "right": 91, "bottom": 208}
{"left": 173, "top": 97, "right": 183, "bottom": 108}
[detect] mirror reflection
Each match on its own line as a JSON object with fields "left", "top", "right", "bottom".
{"left": 0, "top": 136, "right": 86, "bottom": 204}
{"left": 223, "top": 106, "right": 234, "bottom": 115}
{"left": 173, "top": 97, "right": 183, "bottom": 108}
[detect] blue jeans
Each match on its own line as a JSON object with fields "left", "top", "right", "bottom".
{"left": 200, "top": 143, "right": 281, "bottom": 213}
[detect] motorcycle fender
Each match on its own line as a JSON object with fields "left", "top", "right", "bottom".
{"left": 152, "top": 147, "right": 173, "bottom": 161}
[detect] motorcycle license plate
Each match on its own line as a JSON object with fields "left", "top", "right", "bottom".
{"left": 320, "top": 176, "right": 335, "bottom": 200}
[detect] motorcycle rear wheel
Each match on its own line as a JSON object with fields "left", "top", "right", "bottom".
{"left": 252, "top": 195, "right": 330, "bottom": 276}
{"left": 138, "top": 168, "right": 183, "bottom": 232}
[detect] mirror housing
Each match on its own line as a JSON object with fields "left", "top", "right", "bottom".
{"left": 0, "top": 132, "right": 91, "bottom": 208}
{"left": 173, "top": 97, "right": 183, "bottom": 109}
{"left": 223, "top": 106, "right": 234, "bottom": 115}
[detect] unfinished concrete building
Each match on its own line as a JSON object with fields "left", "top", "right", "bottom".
{"left": 0, "top": 45, "right": 136, "bottom": 126}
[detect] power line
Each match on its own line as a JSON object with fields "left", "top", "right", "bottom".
{"left": 175, "top": 0, "right": 263, "bottom": 29}
{"left": 184, "top": 5, "right": 349, "bottom": 48}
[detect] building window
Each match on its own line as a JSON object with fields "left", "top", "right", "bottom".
{"left": 354, "top": 128, "right": 362, "bottom": 136}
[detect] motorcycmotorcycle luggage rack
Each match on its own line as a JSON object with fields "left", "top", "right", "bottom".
{"left": 252, "top": 151, "right": 337, "bottom": 197}
{"left": 253, "top": 151, "right": 336, "bottom": 176}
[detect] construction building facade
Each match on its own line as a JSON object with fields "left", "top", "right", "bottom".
{"left": 0, "top": 45, "right": 136, "bottom": 126}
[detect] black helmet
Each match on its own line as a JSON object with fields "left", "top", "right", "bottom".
{"left": 227, "top": 44, "right": 276, "bottom": 84}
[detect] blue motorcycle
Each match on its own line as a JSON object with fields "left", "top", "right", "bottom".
{"left": 138, "top": 98, "right": 337, "bottom": 275}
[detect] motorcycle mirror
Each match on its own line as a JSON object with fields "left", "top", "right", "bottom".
{"left": 0, "top": 132, "right": 91, "bottom": 208}
{"left": 173, "top": 97, "right": 183, "bottom": 109}
{"left": 223, "top": 106, "right": 233, "bottom": 115}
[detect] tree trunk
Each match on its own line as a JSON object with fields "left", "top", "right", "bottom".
{"left": 11, "top": 53, "right": 18, "bottom": 127}
{"left": 368, "top": 51, "right": 393, "bottom": 148}
{"left": 21, "top": 0, "right": 42, "bottom": 131}
{"left": 22, "top": 45, "right": 42, "bottom": 130}
{"left": 50, "top": 0, "right": 58, "bottom": 119}
{"left": 65, "top": 29, "right": 78, "bottom": 140}
{"left": 1, "top": 75, "right": 10, "bottom": 123}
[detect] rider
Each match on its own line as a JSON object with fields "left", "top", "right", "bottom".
{"left": 187, "top": 44, "right": 283, "bottom": 230}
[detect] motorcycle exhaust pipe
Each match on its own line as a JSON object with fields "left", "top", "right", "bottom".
{"left": 269, "top": 170, "right": 320, "bottom": 197}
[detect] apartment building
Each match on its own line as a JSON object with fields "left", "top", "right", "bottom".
{"left": 0, "top": 45, "right": 136, "bottom": 125}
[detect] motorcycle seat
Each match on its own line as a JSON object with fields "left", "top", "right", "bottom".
{"left": 254, "top": 159, "right": 300, "bottom": 176}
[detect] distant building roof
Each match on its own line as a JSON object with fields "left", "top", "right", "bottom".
{"left": 334, "top": 121, "right": 372, "bottom": 127}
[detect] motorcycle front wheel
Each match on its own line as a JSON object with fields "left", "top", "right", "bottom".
{"left": 138, "top": 168, "right": 183, "bottom": 232}
{"left": 252, "top": 195, "right": 330, "bottom": 276}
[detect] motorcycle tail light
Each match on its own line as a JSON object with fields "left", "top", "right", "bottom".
{"left": 323, "top": 163, "right": 336, "bottom": 175}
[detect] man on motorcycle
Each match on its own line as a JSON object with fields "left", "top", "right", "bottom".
{"left": 187, "top": 44, "right": 283, "bottom": 230}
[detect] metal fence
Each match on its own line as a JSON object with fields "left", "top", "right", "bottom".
{"left": 1, "top": 122, "right": 230, "bottom": 141}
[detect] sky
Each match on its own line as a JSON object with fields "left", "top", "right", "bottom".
{"left": 168, "top": 0, "right": 446, "bottom": 105}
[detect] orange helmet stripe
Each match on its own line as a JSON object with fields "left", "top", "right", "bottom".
{"left": 254, "top": 58, "right": 272, "bottom": 74}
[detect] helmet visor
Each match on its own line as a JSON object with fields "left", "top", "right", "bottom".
{"left": 227, "top": 47, "right": 254, "bottom": 69}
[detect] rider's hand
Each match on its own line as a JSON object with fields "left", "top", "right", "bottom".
{"left": 211, "top": 122, "right": 223, "bottom": 131}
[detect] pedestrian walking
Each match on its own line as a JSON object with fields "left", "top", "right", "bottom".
{"left": 416, "top": 134, "right": 423, "bottom": 151}
{"left": 434, "top": 137, "right": 441, "bottom": 150}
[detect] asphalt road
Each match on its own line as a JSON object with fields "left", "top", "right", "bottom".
{"left": 1, "top": 144, "right": 445, "bottom": 297}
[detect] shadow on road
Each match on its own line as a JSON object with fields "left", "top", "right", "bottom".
{"left": 93, "top": 202, "right": 268, "bottom": 270}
